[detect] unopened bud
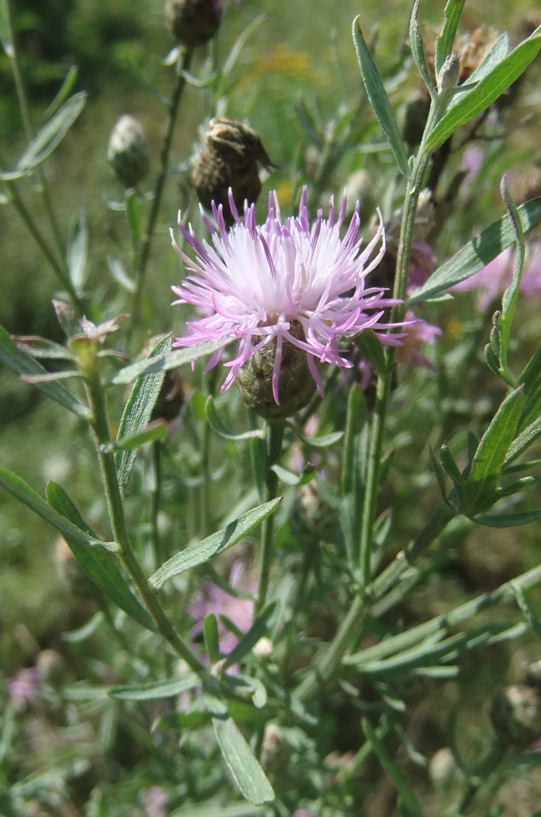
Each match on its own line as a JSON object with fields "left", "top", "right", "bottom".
{"left": 108, "top": 115, "right": 149, "bottom": 188}
{"left": 261, "top": 722, "right": 287, "bottom": 770}
{"left": 428, "top": 747, "right": 457, "bottom": 790}
{"left": 236, "top": 321, "right": 317, "bottom": 419}
{"left": 165, "top": 0, "right": 221, "bottom": 48}
{"left": 253, "top": 637, "right": 273, "bottom": 659}
{"left": 437, "top": 52, "right": 460, "bottom": 97}
{"left": 490, "top": 684, "right": 541, "bottom": 747}
{"left": 191, "top": 117, "right": 275, "bottom": 226}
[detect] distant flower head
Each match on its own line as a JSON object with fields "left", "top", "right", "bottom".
{"left": 396, "top": 311, "right": 442, "bottom": 370}
{"left": 7, "top": 667, "right": 40, "bottom": 712}
{"left": 142, "top": 787, "right": 169, "bottom": 817}
{"left": 172, "top": 187, "right": 400, "bottom": 407}
{"left": 189, "top": 562, "right": 255, "bottom": 654}
{"left": 453, "top": 244, "right": 541, "bottom": 310}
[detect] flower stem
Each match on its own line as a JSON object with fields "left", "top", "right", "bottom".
{"left": 255, "top": 420, "right": 285, "bottom": 613}
{"left": 132, "top": 47, "right": 193, "bottom": 329}
{"left": 84, "top": 367, "right": 206, "bottom": 676}
{"left": 3, "top": 180, "right": 85, "bottom": 314}
{"left": 358, "top": 145, "right": 432, "bottom": 586}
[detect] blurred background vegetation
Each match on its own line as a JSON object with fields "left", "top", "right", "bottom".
{"left": 2, "top": 0, "right": 541, "bottom": 812}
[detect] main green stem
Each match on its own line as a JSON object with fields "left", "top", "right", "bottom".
{"left": 132, "top": 47, "right": 194, "bottom": 328}
{"left": 358, "top": 147, "right": 431, "bottom": 585}
{"left": 84, "top": 368, "right": 206, "bottom": 676}
{"left": 256, "top": 421, "right": 285, "bottom": 613}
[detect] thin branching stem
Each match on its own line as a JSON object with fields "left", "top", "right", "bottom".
{"left": 256, "top": 420, "right": 284, "bottom": 613}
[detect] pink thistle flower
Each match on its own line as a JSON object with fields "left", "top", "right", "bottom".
{"left": 7, "top": 667, "right": 40, "bottom": 712}
{"left": 171, "top": 187, "right": 401, "bottom": 405}
{"left": 142, "top": 787, "right": 169, "bottom": 817}
{"left": 453, "top": 243, "right": 541, "bottom": 310}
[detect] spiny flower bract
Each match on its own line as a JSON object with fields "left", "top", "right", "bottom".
{"left": 171, "top": 187, "right": 400, "bottom": 405}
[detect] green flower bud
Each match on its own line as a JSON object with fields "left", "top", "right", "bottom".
{"left": 236, "top": 321, "right": 317, "bottom": 420}
{"left": 165, "top": 0, "right": 221, "bottom": 48}
{"left": 107, "top": 114, "right": 150, "bottom": 189}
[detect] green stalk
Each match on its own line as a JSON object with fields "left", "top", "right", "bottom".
{"left": 4, "top": 0, "right": 67, "bottom": 268}
{"left": 255, "top": 420, "right": 285, "bottom": 613}
{"left": 3, "top": 180, "right": 85, "bottom": 313}
{"left": 132, "top": 47, "right": 194, "bottom": 328}
{"left": 84, "top": 365, "right": 206, "bottom": 676}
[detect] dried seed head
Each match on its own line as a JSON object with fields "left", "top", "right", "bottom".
{"left": 108, "top": 114, "right": 150, "bottom": 188}
{"left": 165, "top": 0, "right": 221, "bottom": 48}
{"left": 236, "top": 321, "right": 317, "bottom": 420}
{"left": 191, "top": 117, "right": 275, "bottom": 226}
{"left": 490, "top": 684, "right": 541, "bottom": 747}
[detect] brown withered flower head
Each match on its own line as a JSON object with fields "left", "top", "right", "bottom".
{"left": 165, "top": 0, "right": 222, "bottom": 48}
{"left": 191, "top": 117, "right": 275, "bottom": 227}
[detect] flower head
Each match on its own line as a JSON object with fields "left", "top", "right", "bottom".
{"left": 172, "top": 188, "right": 399, "bottom": 409}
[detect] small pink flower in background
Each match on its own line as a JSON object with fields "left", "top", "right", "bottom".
{"left": 293, "top": 810, "right": 317, "bottom": 817}
{"left": 396, "top": 311, "right": 442, "bottom": 371}
{"left": 142, "top": 787, "right": 169, "bottom": 817}
{"left": 461, "top": 145, "right": 485, "bottom": 185}
{"left": 408, "top": 240, "right": 437, "bottom": 293}
{"left": 453, "top": 244, "right": 541, "bottom": 310}
{"left": 7, "top": 667, "right": 40, "bottom": 712}
{"left": 189, "top": 561, "right": 255, "bottom": 654}
{"left": 171, "top": 187, "right": 402, "bottom": 405}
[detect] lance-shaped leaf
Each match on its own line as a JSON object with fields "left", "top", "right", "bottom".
{"left": 47, "top": 482, "right": 155, "bottom": 630}
{"left": 435, "top": 0, "right": 466, "bottom": 76}
{"left": 460, "top": 32, "right": 509, "bottom": 89}
{"left": 352, "top": 17, "right": 410, "bottom": 178}
{"left": 363, "top": 719, "right": 424, "bottom": 817}
{"left": 45, "top": 65, "right": 79, "bottom": 118}
{"left": 0, "top": 323, "right": 90, "bottom": 417}
{"left": 12, "top": 335, "right": 75, "bottom": 361}
{"left": 408, "top": 198, "right": 541, "bottom": 305}
{"left": 204, "top": 694, "right": 274, "bottom": 805}
{"left": 224, "top": 603, "right": 276, "bottom": 669}
{"left": 150, "top": 499, "right": 282, "bottom": 588}
{"left": 109, "top": 420, "right": 168, "bottom": 452}
{"left": 271, "top": 464, "right": 316, "bottom": 487}
{"left": 285, "top": 421, "right": 343, "bottom": 449}
{"left": 67, "top": 209, "right": 88, "bottom": 295}
{"left": 504, "top": 415, "right": 541, "bottom": 467}
{"left": 0, "top": 468, "right": 118, "bottom": 551}
{"left": 426, "top": 25, "right": 541, "bottom": 152}
{"left": 206, "top": 396, "right": 264, "bottom": 440}
{"left": 409, "top": 0, "right": 435, "bottom": 97}
{"left": 110, "top": 336, "right": 234, "bottom": 385}
{"left": 464, "top": 386, "right": 525, "bottom": 513}
{"left": 109, "top": 673, "right": 200, "bottom": 700}
{"left": 17, "top": 93, "right": 87, "bottom": 170}
{"left": 473, "top": 509, "right": 541, "bottom": 528}
{"left": 115, "top": 334, "right": 171, "bottom": 491}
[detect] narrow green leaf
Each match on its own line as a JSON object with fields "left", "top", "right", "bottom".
{"left": 111, "top": 420, "right": 168, "bottom": 452}
{"left": 204, "top": 613, "right": 222, "bottom": 664}
{"left": 286, "top": 421, "right": 343, "bottom": 449}
{"left": 504, "top": 415, "right": 541, "bottom": 466}
{"left": 409, "top": 0, "right": 435, "bottom": 97}
{"left": 62, "top": 611, "right": 105, "bottom": 643}
{"left": 169, "top": 802, "right": 265, "bottom": 817}
{"left": 222, "top": 14, "right": 266, "bottom": 80}
{"left": 0, "top": 468, "right": 117, "bottom": 550}
{"left": 435, "top": 0, "right": 466, "bottom": 76}
{"left": 426, "top": 26, "right": 541, "bottom": 152}
{"left": 109, "top": 673, "right": 199, "bottom": 700}
{"left": 206, "top": 396, "right": 264, "bottom": 440}
{"left": 21, "top": 369, "right": 81, "bottom": 384}
{"left": 12, "top": 335, "right": 74, "bottom": 361}
{"left": 473, "top": 509, "right": 541, "bottom": 527}
{"left": 45, "top": 66, "right": 79, "bottom": 119}
{"left": 352, "top": 17, "right": 410, "bottom": 178}
{"left": 408, "top": 199, "right": 541, "bottom": 305}
{"left": 512, "top": 584, "right": 541, "bottom": 640}
{"left": 354, "top": 330, "right": 387, "bottom": 378}
{"left": 116, "top": 335, "right": 172, "bottom": 491}
{"left": 17, "top": 92, "right": 87, "bottom": 170}
{"left": 466, "top": 386, "right": 525, "bottom": 508}
{"left": 150, "top": 499, "right": 282, "bottom": 588}
{"left": 438, "top": 443, "right": 465, "bottom": 487}
{"left": 271, "top": 463, "right": 315, "bottom": 486}
{"left": 460, "top": 32, "right": 509, "bottom": 88}
{"left": 519, "top": 343, "right": 541, "bottom": 391}
{"left": 0, "top": 323, "right": 90, "bottom": 417}
{"left": 211, "top": 711, "right": 274, "bottom": 804}
{"left": 46, "top": 482, "right": 155, "bottom": 629}
{"left": 110, "top": 337, "right": 233, "bottom": 385}
{"left": 67, "top": 209, "right": 88, "bottom": 294}
{"left": 224, "top": 603, "right": 276, "bottom": 669}
{"left": 0, "top": 0, "right": 13, "bottom": 57}
{"left": 107, "top": 256, "right": 136, "bottom": 293}
{"left": 363, "top": 719, "right": 423, "bottom": 817}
